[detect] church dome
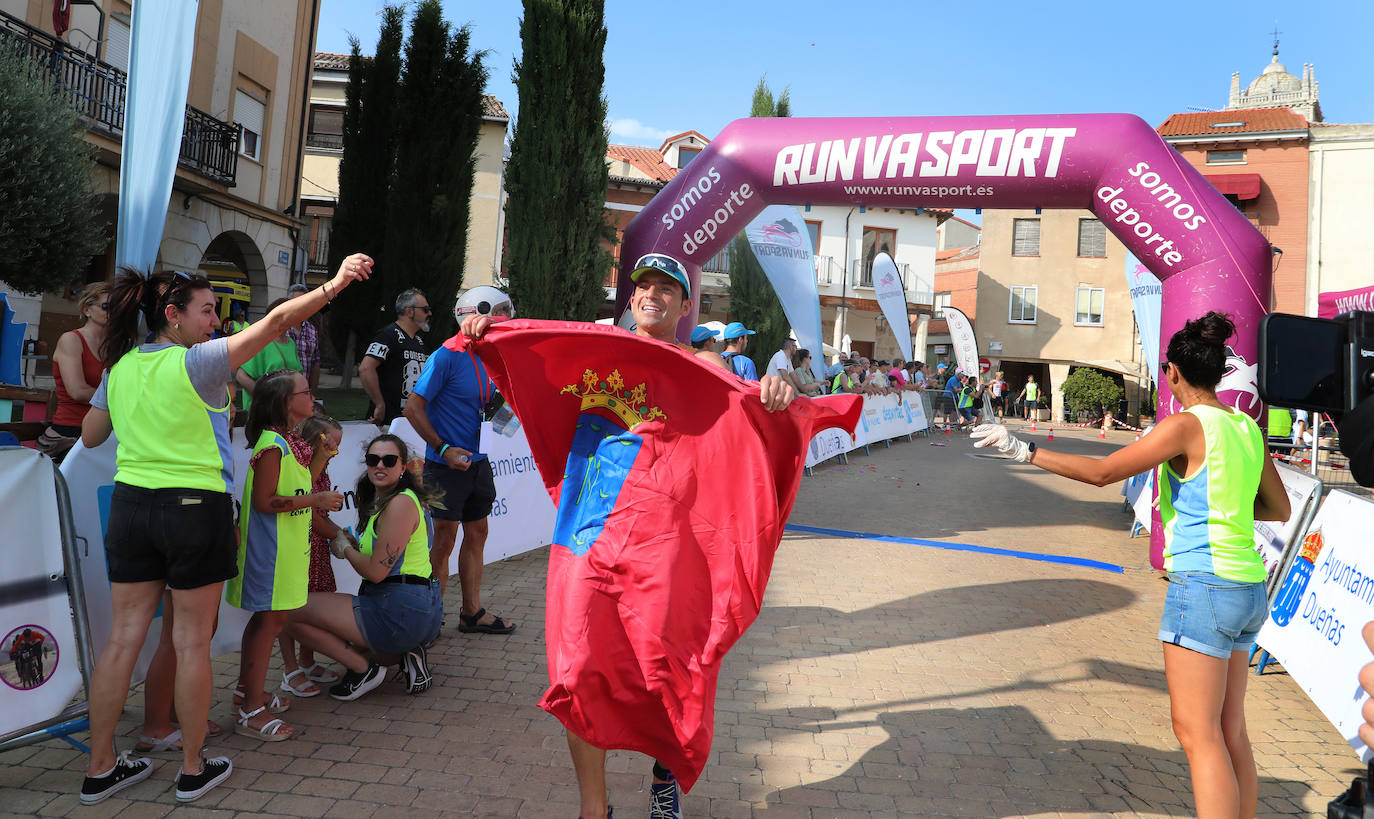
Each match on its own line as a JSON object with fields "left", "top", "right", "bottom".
{"left": 1248, "top": 55, "right": 1301, "bottom": 94}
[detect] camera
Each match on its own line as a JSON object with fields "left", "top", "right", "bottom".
{"left": 1259, "top": 310, "right": 1374, "bottom": 488}
{"left": 1258, "top": 311, "right": 1374, "bottom": 415}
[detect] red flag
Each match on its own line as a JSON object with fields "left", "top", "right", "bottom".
{"left": 52, "top": 0, "right": 70, "bottom": 37}
{"left": 457, "top": 320, "right": 860, "bottom": 791}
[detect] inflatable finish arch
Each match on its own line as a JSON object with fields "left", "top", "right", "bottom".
{"left": 615, "top": 114, "right": 1273, "bottom": 426}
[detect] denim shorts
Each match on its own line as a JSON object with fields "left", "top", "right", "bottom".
{"left": 352, "top": 578, "right": 442, "bottom": 655}
{"left": 1158, "top": 571, "right": 1268, "bottom": 659}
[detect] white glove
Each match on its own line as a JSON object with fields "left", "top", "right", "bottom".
{"left": 329, "top": 529, "right": 358, "bottom": 559}
{"left": 971, "top": 423, "right": 1032, "bottom": 462}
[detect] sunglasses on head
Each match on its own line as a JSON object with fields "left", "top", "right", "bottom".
{"left": 364, "top": 453, "right": 400, "bottom": 468}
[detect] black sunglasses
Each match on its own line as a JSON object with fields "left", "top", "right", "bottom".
{"left": 364, "top": 453, "right": 401, "bottom": 468}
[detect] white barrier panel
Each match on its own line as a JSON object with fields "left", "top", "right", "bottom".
{"left": 59, "top": 418, "right": 554, "bottom": 674}
{"left": 0, "top": 449, "right": 82, "bottom": 737}
{"left": 804, "top": 393, "right": 927, "bottom": 467}
{"left": 1125, "top": 469, "right": 1154, "bottom": 534}
{"left": 1257, "top": 490, "right": 1374, "bottom": 762}
{"left": 805, "top": 427, "right": 855, "bottom": 468}
{"left": 1253, "top": 461, "right": 1322, "bottom": 580}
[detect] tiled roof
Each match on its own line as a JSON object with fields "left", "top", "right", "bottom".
{"left": 935, "top": 245, "right": 979, "bottom": 263}
{"left": 314, "top": 52, "right": 350, "bottom": 71}
{"left": 606, "top": 144, "right": 678, "bottom": 182}
{"left": 481, "top": 96, "right": 509, "bottom": 121}
{"left": 657, "top": 130, "right": 710, "bottom": 152}
{"left": 1157, "top": 107, "right": 1307, "bottom": 137}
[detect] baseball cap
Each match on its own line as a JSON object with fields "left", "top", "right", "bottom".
{"left": 937, "top": 362, "right": 947, "bottom": 370}
{"left": 630, "top": 253, "right": 690, "bottom": 298}
{"left": 722, "top": 321, "right": 756, "bottom": 340}
{"left": 689, "top": 325, "right": 717, "bottom": 343}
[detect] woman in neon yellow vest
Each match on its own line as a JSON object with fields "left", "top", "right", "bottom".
{"left": 972, "top": 312, "right": 1290, "bottom": 818}
{"left": 225, "top": 369, "right": 343, "bottom": 741}
{"left": 284, "top": 434, "right": 443, "bottom": 701}
{"left": 78, "top": 254, "right": 372, "bottom": 805}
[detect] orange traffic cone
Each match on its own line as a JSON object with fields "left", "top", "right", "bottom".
{"left": 1048, "top": 427, "right": 1054, "bottom": 441}
{"left": 1030, "top": 416, "right": 1037, "bottom": 433}
{"left": 1098, "top": 425, "right": 1107, "bottom": 439}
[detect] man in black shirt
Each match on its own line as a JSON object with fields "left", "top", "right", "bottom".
{"left": 359, "top": 288, "right": 431, "bottom": 426}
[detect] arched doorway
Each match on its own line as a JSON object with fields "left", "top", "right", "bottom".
{"left": 200, "top": 230, "right": 269, "bottom": 317}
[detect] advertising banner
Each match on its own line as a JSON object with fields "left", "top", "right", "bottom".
{"left": 115, "top": 0, "right": 199, "bottom": 271}
{"left": 1318, "top": 284, "right": 1374, "bottom": 319}
{"left": 0, "top": 450, "right": 82, "bottom": 738}
{"left": 943, "top": 307, "right": 979, "bottom": 380}
{"left": 1125, "top": 253, "right": 1163, "bottom": 385}
{"left": 1257, "top": 490, "right": 1374, "bottom": 762}
{"left": 744, "top": 205, "right": 826, "bottom": 382}
{"left": 870, "top": 252, "right": 913, "bottom": 362}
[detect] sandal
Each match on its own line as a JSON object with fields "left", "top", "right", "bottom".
{"left": 231, "top": 685, "right": 290, "bottom": 714}
{"left": 300, "top": 662, "right": 340, "bottom": 684}
{"left": 134, "top": 729, "right": 182, "bottom": 753}
{"left": 456, "top": 608, "right": 516, "bottom": 635}
{"left": 280, "top": 668, "right": 320, "bottom": 698}
{"left": 234, "top": 705, "right": 293, "bottom": 742}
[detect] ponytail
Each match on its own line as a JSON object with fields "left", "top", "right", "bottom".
{"left": 100, "top": 268, "right": 214, "bottom": 366}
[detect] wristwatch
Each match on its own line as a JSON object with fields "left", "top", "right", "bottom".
{"left": 1027, "top": 441, "right": 1037, "bottom": 460}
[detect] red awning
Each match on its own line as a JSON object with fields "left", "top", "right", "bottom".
{"left": 1205, "top": 173, "right": 1261, "bottom": 201}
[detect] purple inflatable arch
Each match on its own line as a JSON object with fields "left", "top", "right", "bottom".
{"left": 616, "top": 114, "right": 1271, "bottom": 419}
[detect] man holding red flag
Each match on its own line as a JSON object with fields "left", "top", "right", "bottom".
{"left": 459, "top": 252, "right": 860, "bottom": 819}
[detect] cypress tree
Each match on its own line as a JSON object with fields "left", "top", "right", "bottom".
{"left": 505, "top": 0, "right": 615, "bottom": 321}
{"left": 727, "top": 77, "right": 792, "bottom": 372}
{"left": 327, "top": 9, "right": 403, "bottom": 364}
{"left": 386, "top": 0, "right": 487, "bottom": 342}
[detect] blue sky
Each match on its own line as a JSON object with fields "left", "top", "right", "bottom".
{"left": 316, "top": 0, "right": 1374, "bottom": 158}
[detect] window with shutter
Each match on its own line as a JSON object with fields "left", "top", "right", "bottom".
{"left": 1012, "top": 219, "right": 1040, "bottom": 256}
{"left": 307, "top": 105, "right": 344, "bottom": 149}
{"left": 235, "top": 90, "right": 266, "bottom": 161}
{"left": 106, "top": 16, "right": 131, "bottom": 72}
{"left": 1077, "top": 218, "right": 1106, "bottom": 257}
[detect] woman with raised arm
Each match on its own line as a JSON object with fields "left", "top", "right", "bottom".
{"left": 972, "top": 312, "right": 1290, "bottom": 819}
{"left": 77, "top": 254, "right": 371, "bottom": 805}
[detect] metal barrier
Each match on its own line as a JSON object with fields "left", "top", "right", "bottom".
{"left": 0, "top": 450, "right": 94, "bottom": 752}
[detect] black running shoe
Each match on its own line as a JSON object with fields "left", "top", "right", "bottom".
{"left": 80, "top": 751, "right": 154, "bottom": 805}
{"left": 175, "top": 755, "right": 232, "bottom": 803}
{"left": 402, "top": 644, "right": 432, "bottom": 694}
{"left": 328, "top": 662, "right": 385, "bottom": 701}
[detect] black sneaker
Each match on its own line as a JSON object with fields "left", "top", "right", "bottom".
{"left": 80, "top": 751, "right": 154, "bottom": 805}
{"left": 329, "top": 663, "right": 385, "bottom": 701}
{"left": 402, "top": 644, "right": 432, "bottom": 694}
{"left": 175, "top": 755, "right": 232, "bottom": 803}
{"left": 648, "top": 776, "right": 681, "bottom": 819}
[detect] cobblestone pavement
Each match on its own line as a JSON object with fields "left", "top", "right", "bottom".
{"left": 1, "top": 426, "right": 1359, "bottom": 816}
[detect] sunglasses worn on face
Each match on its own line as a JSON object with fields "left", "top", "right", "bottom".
{"left": 365, "top": 453, "right": 400, "bottom": 468}
{"left": 411, "top": 305, "right": 433, "bottom": 314}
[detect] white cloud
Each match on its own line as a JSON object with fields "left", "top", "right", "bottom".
{"left": 608, "top": 118, "right": 677, "bottom": 144}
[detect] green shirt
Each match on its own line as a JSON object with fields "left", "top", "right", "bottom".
{"left": 240, "top": 339, "right": 302, "bottom": 411}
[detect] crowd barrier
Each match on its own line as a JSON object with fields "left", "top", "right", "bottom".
{"left": 805, "top": 393, "right": 928, "bottom": 468}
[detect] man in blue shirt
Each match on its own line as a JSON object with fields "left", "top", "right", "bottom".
{"left": 720, "top": 321, "right": 758, "bottom": 380}
{"left": 403, "top": 288, "right": 517, "bottom": 636}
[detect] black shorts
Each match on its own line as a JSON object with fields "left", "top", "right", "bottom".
{"left": 423, "top": 458, "right": 496, "bottom": 522}
{"left": 105, "top": 483, "right": 238, "bottom": 589}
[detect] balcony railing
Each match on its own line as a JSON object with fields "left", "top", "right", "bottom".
{"left": 306, "top": 132, "right": 343, "bottom": 150}
{"left": 0, "top": 9, "right": 239, "bottom": 187}
{"left": 307, "top": 238, "right": 329, "bottom": 271}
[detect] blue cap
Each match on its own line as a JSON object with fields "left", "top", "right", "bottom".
{"left": 630, "top": 253, "right": 690, "bottom": 298}
{"left": 690, "top": 325, "right": 717, "bottom": 343}
{"left": 722, "top": 321, "right": 756, "bottom": 340}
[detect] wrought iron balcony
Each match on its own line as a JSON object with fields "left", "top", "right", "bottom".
{"left": 0, "top": 9, "right": 239, "bottom": 187}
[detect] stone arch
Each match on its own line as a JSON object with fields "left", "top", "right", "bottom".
{"left": 200, "top": 229, "right": 269, "bottom": 316}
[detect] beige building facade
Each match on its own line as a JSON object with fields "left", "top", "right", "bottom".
{"left": 1306, "top": 123, "right": 1374, "bottom": 313}
{"left": 974, "top": 209, "right": 1148, "bottom": 422}
{"left": 1, "top": 0, "right": 320, "bottom": 354}
{"left": 299, "top": 53, "right": 511, "bottom": 298}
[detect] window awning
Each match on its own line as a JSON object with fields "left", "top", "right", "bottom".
{"left": 1205, "top": 173, "right": 1261, "bottom": 201}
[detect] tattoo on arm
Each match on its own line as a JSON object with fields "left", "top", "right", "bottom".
{"left": 268, "top": 497, "right": 293, "bottom": 511}
{"left": 381, "top": 542, "right": 402, "bottom": 568}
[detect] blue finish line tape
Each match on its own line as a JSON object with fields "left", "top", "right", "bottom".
{"left": 784, "top": 524, "right": 1125, "bottom": 574}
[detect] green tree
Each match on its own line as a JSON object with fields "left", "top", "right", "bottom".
{"left": 726, "top": 77, "right": 792, "bottom": 372}
{"left": 385, "top": 0, "right": 488, "bottom": 342}
{"left": 505, "top": 0, "right": 615, "bottom": 321}
{"left": 328, "top": 9, "right": 403, "bottom": 372}
{"left": 0, "top": 48, "right": 105, "bottom": 292}
{"left": 1061, "top": 367, "right": 1125, "bottom": 420}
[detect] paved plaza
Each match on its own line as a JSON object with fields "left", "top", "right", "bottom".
{"left": 0, "top": 425, "right": 1359, "bottom": 817}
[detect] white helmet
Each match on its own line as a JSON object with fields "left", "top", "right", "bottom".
{"left": 454, "top": 285, "right": 514, "bottom": 320}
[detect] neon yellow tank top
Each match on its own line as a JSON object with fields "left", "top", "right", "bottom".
{"left": 225, "top": 430, "right": 312, "bottom": 611}
{"left": 107, "top": 345, "right": 232, "bottom": 492}
{"left": 359, "top": 489, "right": 431, "bottom": 579}
{"left": 1159, "top": 404, "right": 1266, "bottom": 582}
